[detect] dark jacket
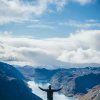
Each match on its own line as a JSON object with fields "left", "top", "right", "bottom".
{"left": 39, "top": 86, "right": 62, "bottom": 100}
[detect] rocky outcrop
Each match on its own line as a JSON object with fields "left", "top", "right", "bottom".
{"left": 50, "top": 72, "right": 100, "bottom": 96}
{"left": 78, "top": 85, "right": 100, "bottom": 100}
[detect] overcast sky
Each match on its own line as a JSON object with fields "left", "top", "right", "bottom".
{"left": 0, "top": 0, "right": 100, "bottom": 67}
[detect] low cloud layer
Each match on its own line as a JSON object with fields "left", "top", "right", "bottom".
{"left": 0, "top": 30, "right": 100, "bottom": 67}
{"left": 28, "top": 81, "right": 78, "bottom": 100}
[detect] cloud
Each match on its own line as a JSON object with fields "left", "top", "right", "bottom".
{"left": 28, "top": 81, "right": 78, "bottom": 100}
{"left": 0, "top": 0, "right": 66, "bottom": 24}
{"left": 72, "top": 0, "right": 95, "bottom": 5}
{"left": 59, "top": 19, "right": 100, "bottom": 29}
{"left": 58, "top": 48, "right": 100, "bottom": 63}
{"left": 27, "top": 19, "right": 100, "bottom": 30}
{"left": 0, "top": 30, "right": 100, "bottom": 67}
{"left": 0, "top": 0, "right": 44, "bottom": 24}
{"left": 53, "top": 0, "right": 67, "bottom": 11}
{"left": 28, "top": 23, "right": 55, "bottom": 29}
{"left": 0, "top": 0, "right": 95, "bottom": 24}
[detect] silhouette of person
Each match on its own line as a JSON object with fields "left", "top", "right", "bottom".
{"left": 39, "top": 85, "right": 62, "bottom": 100}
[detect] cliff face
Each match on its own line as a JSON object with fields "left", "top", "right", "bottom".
{"left": 74, "top": 73, "right": 100, "bottom": 94}
{"left": 78, "top": 85, "right": 100, "bottom": 100}
{"left": 0, "top": 62, "right": 42, "bottom": 100}
{"left": 50, "top": 71, "right": 100, "bottom": 96}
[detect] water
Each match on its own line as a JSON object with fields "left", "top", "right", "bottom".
{"left": 28, "top": 81, "right": 78, "bottom": 100}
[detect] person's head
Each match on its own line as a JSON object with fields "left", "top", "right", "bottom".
{"left": 49, "top": 85, "right": 51, "bottom": 89}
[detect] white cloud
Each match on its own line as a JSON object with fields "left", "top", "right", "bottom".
{"left": 0, "top": 30, "right": 100, "bottom": 67}
{"left": 71, "top": 0, "right": 95, "bottom": 5}
{"left": 28, "top": 81, "right": 78, "bottom": 100}
{"left": 28, "top": 24, "right": 55, "bottom": 29}
{"left": 54, "top": 0, "right": 67, "bottom": 11}
{"left": 0, "top": 0, "right": 95, "bottom": 24}
{"left": 0, "top": 0, "right": 66, "bottom": 24}
{"left": 58, "top": 48, "right": 100, "bottom": 63}
{"left": 59, "top": 19, "right": 100, "bottom": 29}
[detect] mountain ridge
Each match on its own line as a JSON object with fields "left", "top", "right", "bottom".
{"left": 0, "top": 62, "right": 42, "bottom": 100}
{"left": 17, "top": 65, "right": 100, "bottom": 100}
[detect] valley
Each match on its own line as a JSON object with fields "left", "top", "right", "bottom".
{"left": 17, "top": 65, "right": 100, "bottom": 100}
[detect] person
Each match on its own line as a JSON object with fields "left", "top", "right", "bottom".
{"left": 39, "top": 85, "right": 62, "bottom": 100}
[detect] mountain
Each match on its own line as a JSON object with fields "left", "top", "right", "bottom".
{"left": 78, "top": 85, "right": 100, "bottom": 100}
{"left": 17, "top": 66, "right": 100, "bottom": 99}
{"left": 0, "top": 62, "right": 42, "bottom": 100}
{"left": 18, "top": 66, "right": 100, "bottom": 83}
{"left": 50, "top": 72, "right": 100, "bottom": 96}
{"left": 17, "top": 66, "right": 61, "bottom": 83}
{"left": 50, "top": 67, "right": 100, "bottom": 96}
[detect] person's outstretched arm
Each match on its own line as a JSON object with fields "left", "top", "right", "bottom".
{"left": 38, "top": 86, "right": 48, "bottom": 92}
{"left": 52, "top": 88, "right": 62, "bottom": 92}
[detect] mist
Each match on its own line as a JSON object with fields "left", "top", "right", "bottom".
{"left": 28, "top": 81, "right": 78, "bottom": 100}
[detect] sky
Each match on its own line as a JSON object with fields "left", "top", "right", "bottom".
{"left": 0, "top": 0, "right": 100, "bottom": 67}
